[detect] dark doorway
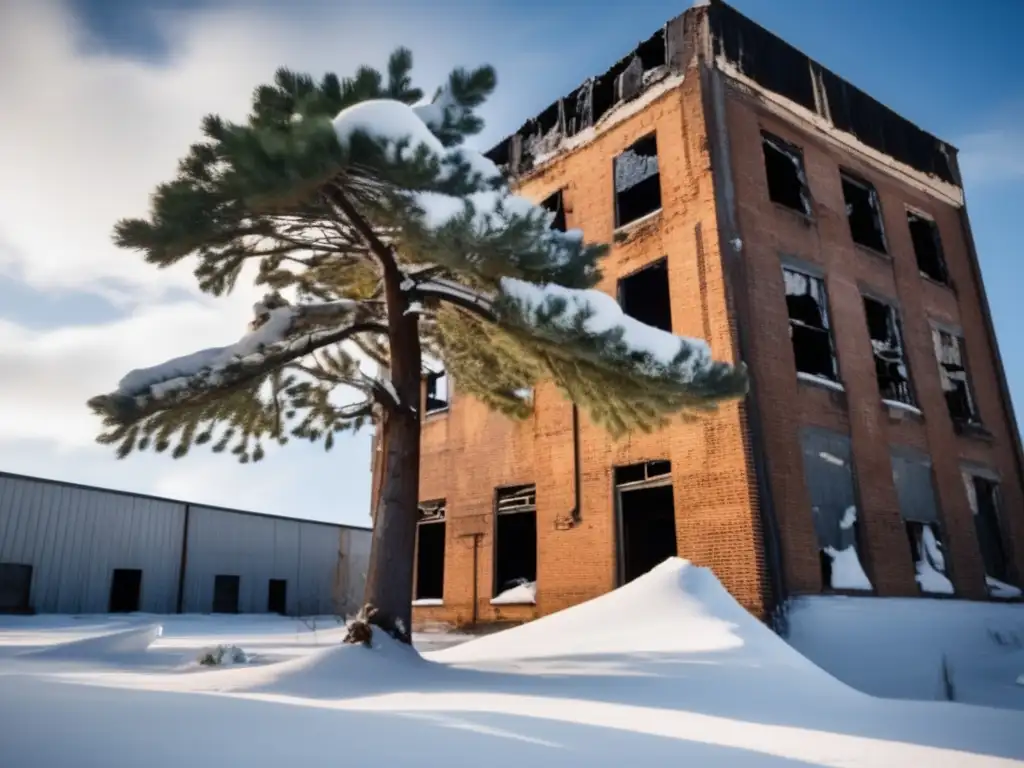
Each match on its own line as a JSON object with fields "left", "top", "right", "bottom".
{"left": 494, "top": 485, "right": 538, "bottom": 597}
{"left": 0, "top": 563, "right": 32, "bottom": 613}
{"left": 619, "top": 483, "right": 677, "bottom": 584}
{"left": 267, "top": 579, "right": 288, "bottom": 615}
{"left": 416, "top": 502, "right": 446, "bottom": 601}
{"left": 108, "top": 568, "right": 142, "bottom": 613}
{"left": 213, "top": 574, "right": 240, "bottom": 613}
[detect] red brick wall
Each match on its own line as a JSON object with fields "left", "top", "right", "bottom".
{"left": 413, "top": 74, "right": 768, "bottom": 628}
{"left": 722, "top": 81, "right": 1024, "bottom": 599}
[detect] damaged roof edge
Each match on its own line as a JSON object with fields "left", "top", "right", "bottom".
{"left": 486, "top": 0, "right": 960, "bottom": 188}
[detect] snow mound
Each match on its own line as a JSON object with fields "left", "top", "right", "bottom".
{"left": 434, "top": 558, "right": 810, "bottom": 668}
{"left": 491, "top": 580, "right": 536, "bottom": 605}
{"left": 26, "top": 624, "right": 163, "bottom": 661}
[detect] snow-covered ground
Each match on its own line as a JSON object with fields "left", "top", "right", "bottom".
{"left": 787, "top": 594, "right": 1024, "bottom": 711}
{"left": 1, "top": 559, "right": 1022, "bottom": 767}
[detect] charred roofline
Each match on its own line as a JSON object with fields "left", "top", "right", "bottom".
{"left": 486, "top": 0, "right": 959, "bottom": 188}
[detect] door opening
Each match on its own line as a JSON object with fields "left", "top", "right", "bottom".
{"left": 213, "top": 574, "right": 241, "bottom": 613}
{"left": 617, "top": 478, "right": 677, "bottom": 585}
{"left": 108, "top": 568, "right": 142, "bottom": 613}
{"left": 0, "top": 563, "right": 32, "bottom": 613}
{"left": 267, "top": 579, "right": 288, "bottom": 615}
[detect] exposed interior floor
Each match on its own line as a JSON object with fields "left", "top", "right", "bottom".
{"left": 0, "top": 560, "right": 1022, "bottom": 767}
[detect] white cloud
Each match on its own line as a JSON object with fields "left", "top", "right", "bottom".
{"left": 958, "top": 127, "right": 1024, "bottom": 188}
{"left": 0, "top": 0, "right": 561, "bottom": 524}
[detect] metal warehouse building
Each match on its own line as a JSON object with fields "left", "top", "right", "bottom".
{"left": 0, "top": 472, "right": 371, "bottom": 617}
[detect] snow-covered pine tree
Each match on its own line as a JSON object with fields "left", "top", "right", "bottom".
{"left": 87, "top": 50, "right": 747, "bottom": 643}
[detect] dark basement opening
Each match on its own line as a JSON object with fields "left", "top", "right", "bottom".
{"left": 614, "top": 133, "right": 662, "bottom": 227}
{"left": 904, "top": 521, "right": 949, "bottom": 588}
{"left": 907, "top": 211, "right": 948, "bottom": 283}
{"left": 615, "top": 462, "right": 677, "bottom": 585}
{"left": 416, "top": 500, "right": 446, "bottom": 601}
{"left": 213, "top": 574, "right": 240, "bottom": 613}
{"left": 494, "top": 485, "right": 537, "bottom": 597}
{"left": 841, "top": 172, "right": 886, "bottom": 253}
{"left": 971, "top": 476, "right": 1010, "bottom": 585}
{"left": 267, "top": 578, "right": 287, "bottom": 615}
{"left": 108, "top": 568, "right": 142, "bottom": 613}
{"left": 0, "top": 563, "right": 32, "bottom": 613}
{"left": 863, "top": 296, "right": 913, "bottom": 405}
{"left": 618, "top": 257, "right": 672, "bottom": 332}
{"left": 761, "top": 132, "right": 810, "bottom": 215}
{"left": 784, "top": 268, "right": 837, "bottom": 381}
{"left": 541, "top": 190, "right": 567, "bottom": 232}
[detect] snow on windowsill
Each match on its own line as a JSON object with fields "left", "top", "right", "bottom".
{"left": 491, "top": 581, "right": 537, "bottom": 606}
{"left": 797, "top": 372, "right": 845, "bottom": 392}
{"left": 987, "top": 576, "right": 1022, "bottom": 599}
{"left": 412, "top": 599, "right": 444, "bottom": 607}
{"left": 915, "top": 560, "right": 954, "bottom": 596}
{"left": 882, "top": 399, "right": 923, "bottom": 416}
{"left": 613, "top": 208, "right": 662, "bottom": 236}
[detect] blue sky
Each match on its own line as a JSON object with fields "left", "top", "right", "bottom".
{"left": 1, "top": 0, "right": 1021, "bottom": 527}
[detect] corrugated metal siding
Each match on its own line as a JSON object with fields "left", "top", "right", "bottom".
{"left": 0, "top": 475, "right": 185, "bottom": 613}
{"left": 799, "top": 428, "right": 857, "bottom": 551}
{"left": 182, "top": 507, "right": 345, "bottom": 615}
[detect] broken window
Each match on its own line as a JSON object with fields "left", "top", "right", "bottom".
{"left": 613, "top": 134, "right": 661, "bottom": 227}
{"left": 761, "top": 132, "right": 811, "bottom": 215}
{"left": 0, "top": 563, "right": 32, "bottom": 613}
{"left": 618, "top": 258, "right": 672, "bottom": 332}
{"left": 425, "top": 369, "right": 449, "bottom": 414}
{"left": 267, "top": 579, "right": 287, "bottom": 615}
{"left": 841, "top": 172, "right": 886, "bottom": 253}
{"left": 540, "top": 190, "right": 566, "bottom": 232}
{"left": 615, "top": 461, "right": 676, "bottom": 584}
{"left": 891, "top": 451, "right": 953, "bottom": 595}
{"left": 784, "top": 268, "right": 838, "bottom": 382}
{"left": 415, "top": 500, "right": 446, "bottom": 602}
{"left": 908, "top": 211, "right": 948, "bottom": 284}
{"left": 963, "top": 473, "right": 1017, "bottom": 596}
{"left": 932, "top": 329, "right": 980, "bottom": 426}
{"left": 800, "top": 428, "right": 872, "bottom": 591}
{"left": 212, "top": 574, "right": 240, "bottom": 613}
{"left": 863, "top": 297, "right": 914, "bottom": 406}
{"left": 108, "top": 568, "right": 142, "bottom": 613}
{"left": 494, "top": 485, "right": 537, "bottom": 598}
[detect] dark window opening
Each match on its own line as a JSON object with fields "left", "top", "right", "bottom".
{"left": 932, "top": 329, "right": 979, "bottom": 426}
{"left": 618, "top": 483, "right": 677, "bottom": 585}
{"left": 784, "top": 268, "right": 837, "bottom": 381}
{"left": 863, "top": 297, "right": 913, "bottom": 406}
{"left": 908, "top": 212, "right": 948, "bottom": 284}
{"left": 494, "top": 485, "right": 537, "bottom": 597}
{"left": 904, "top": 522, "right": 951, "bottom": 593}
{"left": 892, "top": 451, "right": 950, "bottom": 594}
{"left": 614, "top": 460, "right": 672, "bottom": 487}
{"left": 540, "top": 190, "right": 566, "bottom": 232}
{"left": 761, "top": 132, "right": 810, "bottom": 215}
{"left": 425, "top": 369, "right": 449, "bottom": 414}
{"left": 618, "top": 258, "right": 671, "bottom": 332}
{"left": 841, "top": 172, "right": 886, "bottom": 253}
{"left": 968, "top": 475, "right": 1011, "bottom": 587}
{"left": 614, "top": 134, "right": 661, "bottom": 227}
{"left": 108, "top": 568, "right": 142, "bottom": 613}
{"left": 0, "top": 563, "right": 32, "bottom": 613}
{"left": 267, "top": 579, "right": 287, "bottom": 615}
{"left": 213, "top": 574, "right": 240, "bottom": 614}
{"left": 416, "top": 500, "right": 446, "bottom": 601}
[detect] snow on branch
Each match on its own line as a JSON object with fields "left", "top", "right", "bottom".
{"left": 89, "top": 294, "right": 387, "bottom": 426}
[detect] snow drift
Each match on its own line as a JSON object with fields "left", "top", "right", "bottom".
{"left": 25, "top": 624, "right": 163, "bottom": 661}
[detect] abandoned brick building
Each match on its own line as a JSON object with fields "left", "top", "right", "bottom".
{"left": 369, "top": 0, "right": 1024, "bottom": 628}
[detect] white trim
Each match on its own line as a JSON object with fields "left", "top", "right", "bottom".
{"left": 797, "top": 371, "right": 845, "bottom": 392}
{"left": 614, "top": 207, "right": 663, "bottom": 235}
{"left": 412, "top": 598, "right": 444, "bottom": 607}
{"left": 882, "top": 399, "right": 923, "bottom": 416}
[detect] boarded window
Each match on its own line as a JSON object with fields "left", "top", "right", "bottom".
{"left": 784, "top": 268, "right": 838, "bottom": 382}
{"left": 415, "top": 500, "right": 446, "bottom": 601}
{"left": 932, "top": 329, "right": 980, "bottom": 426}
{"left": 800, "top": 428, "right": 871, "bottom": 591}
{"left": 618, "top": 258, "right": 671, "bottom": 332}
{"left": 267, "top": 579, "right": 287, "bottom": 615}
{"left": 892, "top": 452, "right": 953, "bottom": 594}
{"left": 841, "top": 172, "right": 886, "bottom": 253}
{"left": 541, "top": 190, "right": 567, "bottom": 232}
{"left": 963, "top": 473, "right": 1015, "bottom": 594}
{"left": 108, "top": 568, "right": 142, "bottom": 613}
{"left": 761, "top": 132, "right": 811, "bottom": 215}
{"left": 0, "top": 563, "right": 32, "bottom": 613}
{"left": 907, "top": 211, "right": 948, "bottom": 284}
{"left": 614, "top": 134, "right": 661, "bottom": 227}
{"left": 425, "top": 369, "right": 449, "bottom": 414}
{"left": 213, "top": 574, "right": 240, "bottom": 613}
{"left": 494, "top": 485, "right": 537, "bottom": 598}
{"left": 863, "top": 297, "right": 914, "bottom": 406}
